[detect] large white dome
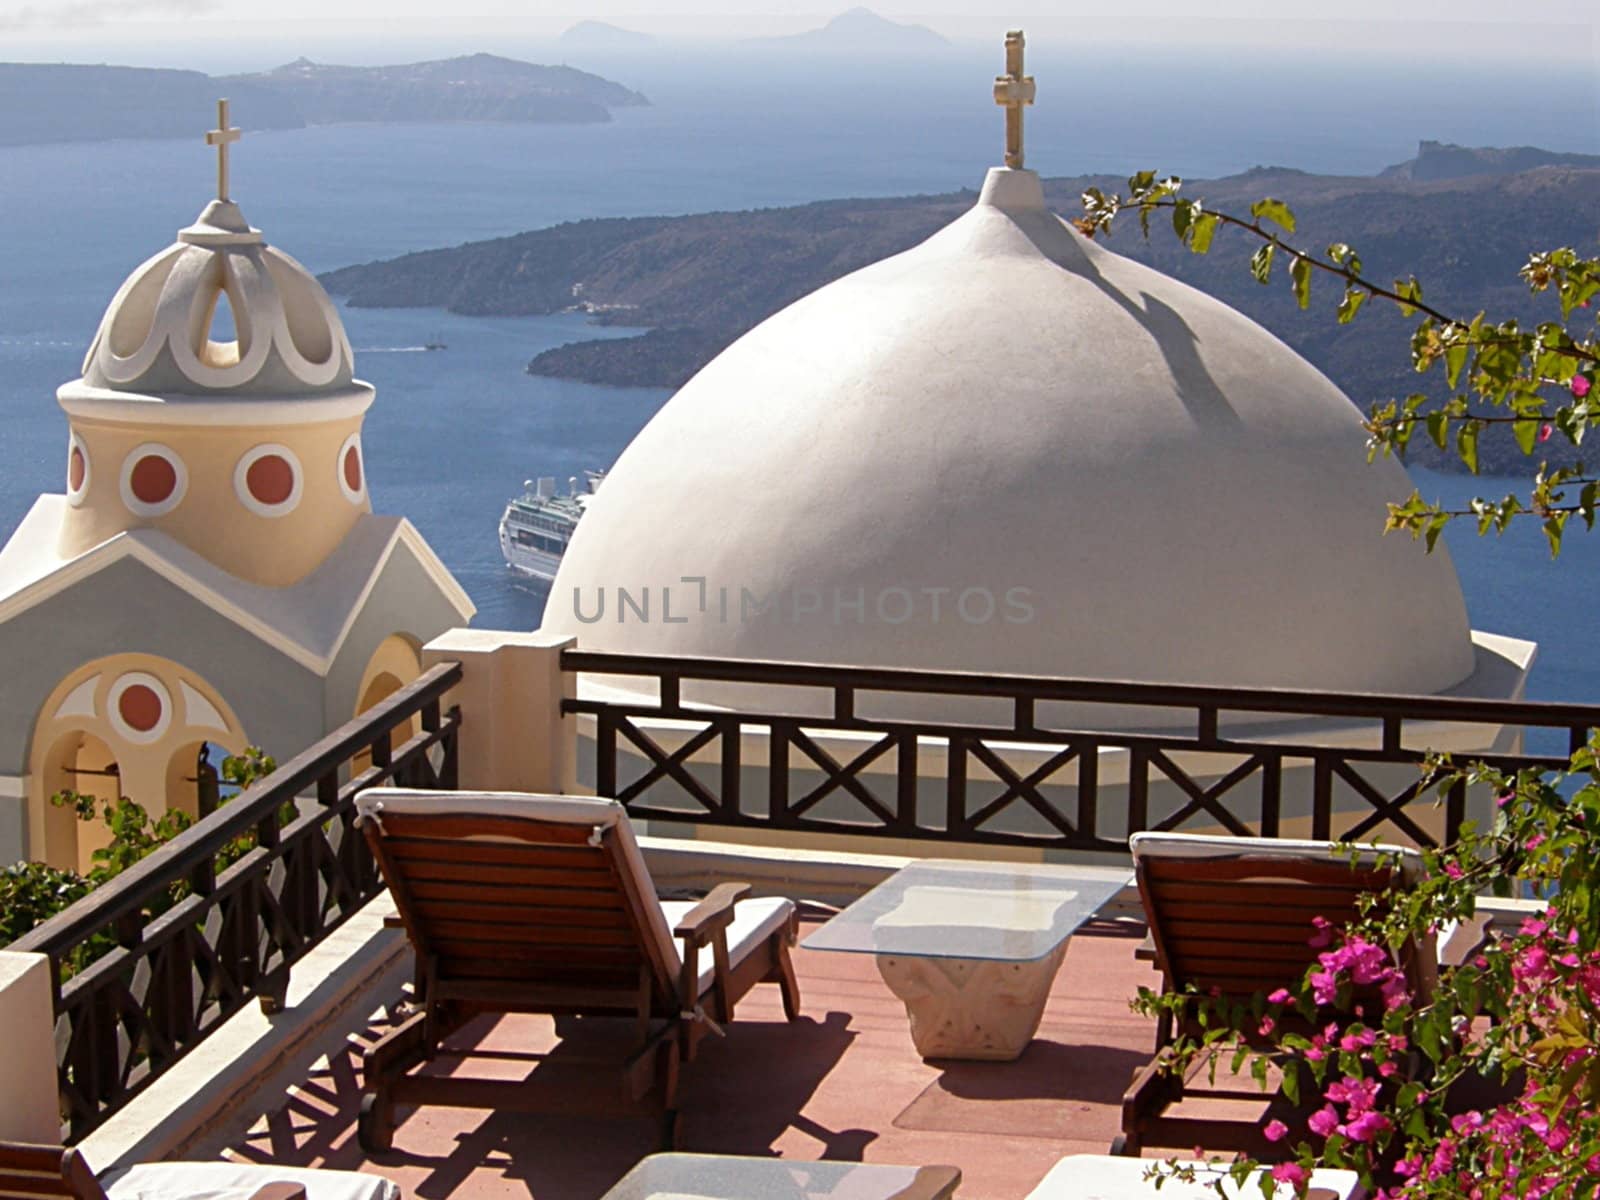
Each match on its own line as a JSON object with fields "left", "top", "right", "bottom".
{"left": 546, "top": 168, "right": 1476, "bottom": 712}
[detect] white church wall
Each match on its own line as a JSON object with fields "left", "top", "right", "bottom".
{"left": 0, "top": 775, "right": 25, "bottom": 864}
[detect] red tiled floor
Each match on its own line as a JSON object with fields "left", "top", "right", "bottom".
{"left": 226, "top": 919, "right": 1163, "bottom": 1199}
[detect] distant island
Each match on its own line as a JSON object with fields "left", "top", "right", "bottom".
{"left": 0, "top": 54, "right": 647, "bottom": 147}
{"left": 320, "top": 141, "right": 1600, "bottom": 475}
{"left": 750, "top": 7, "right": 951, "bottom": 52}
{"left": 560, "top": 21, "right": 658, "bottom": 51}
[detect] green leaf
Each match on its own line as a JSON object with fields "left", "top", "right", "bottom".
{"left": 1426, "top": 411, "right": 1449, "bottom": 450}
{"left": 1424, "top": 512, "right": 1450, "bottom": 553}
{"left": 1513, "top": 418, "right": 1541, "bottom": 455}
{"left": 1544, "top": 511, "right": 1568, "bottom": 558}
{"left": 1457, "top": 420, "right": 1480, "bottom": 474}
{"left": 1250, "top": 197, "right": 1296, "bottom": 234}
{"left": 1444, "top": 342, "right": 1469, "bottom": 389}
{"left": 1395, "top": 276, "right": 1424, "bottom": 317}
{"left": 1290, "top": 255, "right": 1313, "bottom": 310}
{"left": 1171, "top": 199, "right": 1193, "bottom": 240}
{"left": 1250, "top": 242, "right": 1277, "bottom": 285}
{"left": 1189, "top": 212, "right": 1219, "bottom": 255}
{"left": 1336, "top": 286, "right": 1366, "bottom": 324}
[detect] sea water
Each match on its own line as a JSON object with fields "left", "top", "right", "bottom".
{"left": 0, "top": 49, "right": 1595, "bottom": 729}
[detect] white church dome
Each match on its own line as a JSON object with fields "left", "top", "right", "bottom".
{"left": 80, "top": 198, "right": 355, "bottom": 398}
{"left": 546, "top": 167, "right": 1476, "bottom": 710}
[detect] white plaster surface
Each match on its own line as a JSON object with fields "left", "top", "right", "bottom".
{"left": 80, "top": 893, "right": 409, "bottom": 1173}
{"left": 0, "top": 784, "right": 23, "bottom": 864}
{"left": 0, "top": 951, "right": 65, "bottom": 1142}
{"left": 548, "top": 166, "right": 1487, "bottom": 726}
{"left": 0, "top": 498, "right": 473, "bottom": 673}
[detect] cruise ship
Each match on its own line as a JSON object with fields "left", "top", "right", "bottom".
{"left": 497, "top": 472, "right": 602, "bottom": 586}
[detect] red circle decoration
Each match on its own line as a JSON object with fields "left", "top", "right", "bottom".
{"left": 117, "top": 684, "right": 163, "bottom": 733}
{"left": 343, "top": 445, "right": 362, "bottom": 493}
{"left": 246, "top": 454, "right": 295, "bottom": 506}
{"left": 130, "top": 455, "right": 177, "bottom": 505}
{"left": 68, "top": 446, "right": 86, "bottom": 492}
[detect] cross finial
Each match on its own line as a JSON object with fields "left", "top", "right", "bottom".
{"left": 205, "top": 98, "right": 241, "bottom": 202}
{"left": 993, "top": 30, "right": 1035, "bottom": 170}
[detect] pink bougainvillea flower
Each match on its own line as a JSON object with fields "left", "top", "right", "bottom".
{"left": 1573, "top": 373, "right": 1593, "bottom": 399}
{"left": 1343, "top": 1110, "right": 1392, "bottom": 1143}
{"left": 1539, "top": 422, "right": 1554, "bottom": 442}
{"left": 1309, "top": 1106, "right": 1340, "bottom": 1137}
{"left": 1339, "top": 1028, "right": 1376, "bottom": 1052}
{"left": 1311, "top": 970, "right": 1339, "bottom": 1006}
{"left": 1268, "top": 988, "right": 1293, "bottom": 1004}
{"left": 1264, "top": 1119, "right": 1289, "bottom": 1142}
{"left": 1381, "top": 974, "right": 1411, "bottom": 1011}
{"left": 1444, "top": 861, "right": 1464, "bottom": 879}
{"left": 1259, "top": 1016, "right": 1277, "bottom": 1037}
{"left": 1272, "top": 1163, "right": 1309, "bottom": 1187}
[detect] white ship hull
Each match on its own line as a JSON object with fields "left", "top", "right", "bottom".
{"left": 500, "top": 533, "right": 563, "bottom": 586}
{"left": 498, "top": 472, "right": 603, "bottom": 587}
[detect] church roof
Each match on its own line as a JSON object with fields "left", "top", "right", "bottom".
{"left": 75, "top": 197, "right": 359, "bottom": 402}
{"left": 546, "top": 166, "right": 1479, "bottom": 718}
{"left": 0, "top": 497, "right": 474, "bottom": 673}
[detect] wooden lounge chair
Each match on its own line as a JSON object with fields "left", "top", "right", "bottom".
{"left": 0, "top": 1142, "right": 398, "bottom": 1200}
{"left": 1115, "top": 832, "right": 1448, "bottom": 1158}
{"left": 352, "top": 789, "right": 802, "bottom": 1151}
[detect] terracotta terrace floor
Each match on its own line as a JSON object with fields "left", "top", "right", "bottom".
{"left": 225, "top": 916, "right": 1188, "bottom": 1199}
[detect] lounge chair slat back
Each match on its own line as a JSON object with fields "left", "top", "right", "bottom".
{"left": 0, "top": 1146, "right": 105, "bottom": 1200}
{"left": 1138, "top": 855, "right": 1390, "bottom": 999}
{"left": 366, "top": 804, "right": 679, "bottom": 1008}
{"left": 351, "top": 788, "right": 803, "bottom": 1153}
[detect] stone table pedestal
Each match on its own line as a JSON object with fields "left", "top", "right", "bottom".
{"left": 877, "top": 943, "right": 1068, "bottom": 1061}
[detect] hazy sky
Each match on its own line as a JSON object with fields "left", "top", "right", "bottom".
{"left": 3, "top": 0, "right": 1596, "bottom": 39}
{"left": 1, "top": 0, "right": 1595, "bottom": 71}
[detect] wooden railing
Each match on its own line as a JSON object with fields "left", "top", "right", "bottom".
{"left": 563, "top": 651, "right": 1596, "bottom": 852}
{"left": 10, "top": 662, "right": 462, "bottom": 1140}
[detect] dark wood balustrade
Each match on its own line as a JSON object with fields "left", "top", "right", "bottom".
{"left": 563, "top": 651, "right": 1596, "bottom": 852}
{"left": 10, "top": 662, "right": 462, "bottom": 1141}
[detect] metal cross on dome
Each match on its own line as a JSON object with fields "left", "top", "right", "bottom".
{"left": 993, "top": 30, "right": 1035, "bottom": 170}
{"left": 205, "top": 98, "right": 241, "bottom": 201}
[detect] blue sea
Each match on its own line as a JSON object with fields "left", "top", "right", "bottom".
{"left": 1, "top": 48, "right": 1597, "bottom": 721}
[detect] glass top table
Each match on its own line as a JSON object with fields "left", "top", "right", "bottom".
{"left": 599, "top": 1153, "right": 961, "bottom": 1200}
{"left": 802, "top": 860, "right": 1132, "bottom": 962}
{"left": 803, "top": 860, "right": 1132, "bottom": 1061}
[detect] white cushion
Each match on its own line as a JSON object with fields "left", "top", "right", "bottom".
{"left": 659, "top": 896, "right": 796, "bottom": 995}
{"left": 1130, "top": 831, "right": 1421, "bottom": 881}
{"left": 105, "top": 1162, "right": 400, "bottom": 1200}
{"left": 357, "top": 789, "right": 792, "bottom": 993}
{"left": 1024, "top": 1155, "right": 1364, "bottom": 1200}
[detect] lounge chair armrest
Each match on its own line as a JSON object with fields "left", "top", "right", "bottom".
{"left": 672, "top": 882, "right": 751, "bottom": 945}
{"left": 244, "top": 1184, "right": 307, "bottom": 1200}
